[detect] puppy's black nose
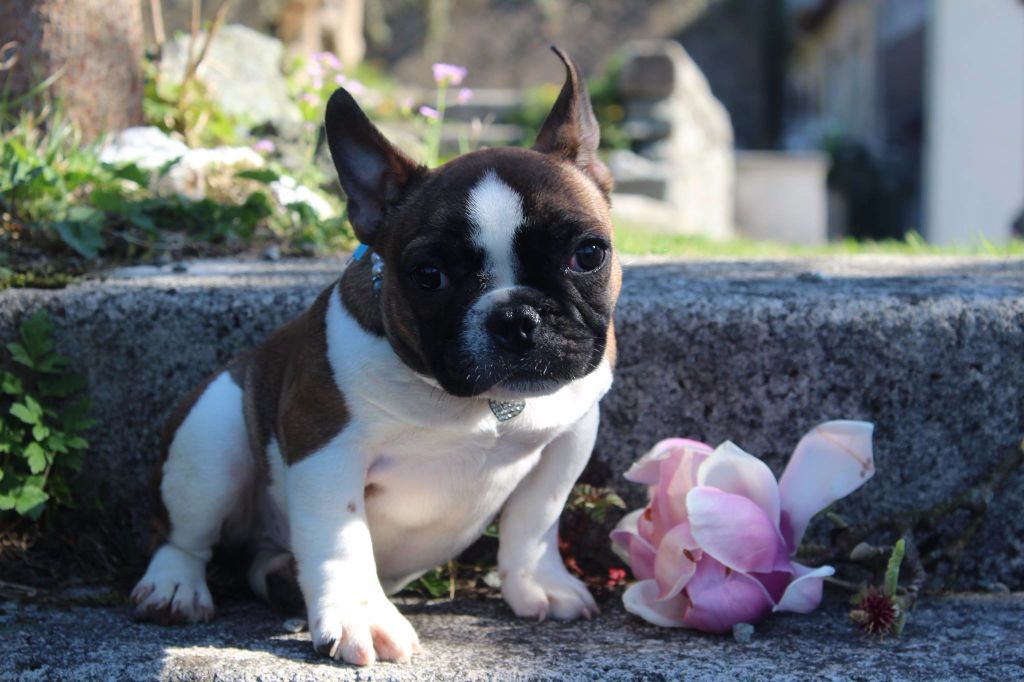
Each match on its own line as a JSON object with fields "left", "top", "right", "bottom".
{"left": 487, "top": 304, "right": 541, "bottom": 353}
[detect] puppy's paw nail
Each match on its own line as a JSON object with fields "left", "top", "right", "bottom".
{"left": 314, "top": 637, "right": 339, "bottom": 658}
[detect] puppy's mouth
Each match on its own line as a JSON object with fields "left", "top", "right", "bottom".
{"left": 485, "top": 375, "right": 565, "bottom": 400}
{"left": 436, "top": 339, "right": 603, "bottom": 398}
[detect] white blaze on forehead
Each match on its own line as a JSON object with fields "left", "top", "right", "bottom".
{"left": 466, "top": 170, "right": 524, "bottom": 288}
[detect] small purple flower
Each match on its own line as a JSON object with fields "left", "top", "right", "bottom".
{"left": 457, "top": 88, "right": 473, "bottom": 104}
{"left": 334, "top": 74, "right": 348, "bottom": 86}
{"left": 252, "top": 139, "right": 276, "bottom": 154}
{"left": 315, "top": 51, "right": 342, "bottom": 70}
{"left": 432, "top": 62, "right": 467, "bottom": 86}
{"left": 419, "top": 105, "right": 440, "bottom": 120}
{"left": 301, "top": 92, "right": 320, "bottom": 106}
{"left": 312, "top": 78, "right": 324, "bottom": 90}
{"left": 305, "top": 60, "right": 324, "bottom": 78}
{"left": 346, "top": 79, "right": 367, "bottom": 96}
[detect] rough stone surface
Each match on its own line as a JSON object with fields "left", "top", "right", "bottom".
{"left": 1, "top": 257, "right": 1022, "bottom": 588}
{"left": 2, "top": 593, "right": 1022, "bottom": 680}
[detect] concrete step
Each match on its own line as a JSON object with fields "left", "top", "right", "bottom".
{"left": 1, "top": 256, "right": 1022, "bottom": 591}
{"left": 2, "top": 592, "right": 1022, "bottom": 680}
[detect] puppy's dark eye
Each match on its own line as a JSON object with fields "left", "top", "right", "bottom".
{"left": 568, "top": 240, "right": 607, "bottom": 273}
{"left": 410, "top": 264, "right": 449, "bottom": 291}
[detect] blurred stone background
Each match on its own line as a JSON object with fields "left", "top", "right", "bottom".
{"left": 142, "top": 0, "right": 1024, "bottom": 248}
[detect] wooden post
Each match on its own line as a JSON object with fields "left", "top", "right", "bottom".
{"left": 0, "top": 0, "right": 145, "bottom": 141}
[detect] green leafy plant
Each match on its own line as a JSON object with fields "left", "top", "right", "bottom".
{"left": 142, "top": 0, "right": 242, "bottom": 148}
{"left": 142, "top": 59, "right": 241, "bottom": 149}
{"left": 0, "top": 309, "right": 93, "bottom": 520}
{"left": 1, "top": 109, "right": 109, "bottom": 248}
{"left": 566, "top": 483, "right": 626, "bottom": 523}
{"left": 412, "top": 566, "right": 454, "bottom": 599}
{"left": 1, "top": 105, "right": 353, "bottom": 275}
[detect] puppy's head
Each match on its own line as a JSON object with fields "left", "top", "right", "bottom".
{"left": 326, "top": 47, "right": 620, "bottom": 398}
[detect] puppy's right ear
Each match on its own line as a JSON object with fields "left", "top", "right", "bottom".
{"left": 325, "top": 88, "right": 424, "bottom": 246}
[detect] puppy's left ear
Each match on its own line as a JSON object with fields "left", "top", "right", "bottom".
{"left": 325, "top": 88, "right": 425, "bottom": 246}
{"left": 533, "top": 46, "right": 614, "bottom": 197}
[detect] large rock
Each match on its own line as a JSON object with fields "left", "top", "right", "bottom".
{"left": 1, "top": 257, "right": 1022, "bottom": 589}
{"left": 616, "top": 40, "right": 735, "bottom": 239}
{"left": 159, "top": 24, "right": 301, "bottom": 132}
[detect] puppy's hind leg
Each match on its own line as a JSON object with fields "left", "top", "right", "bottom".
{"left": 132, "top": 372, "right": 253, "bottom": 624}
{"left": 249, "top": 549, "right": 305, "bottom": 615}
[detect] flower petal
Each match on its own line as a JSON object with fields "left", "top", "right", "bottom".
{"left": 680, "top": 557, "right": 774, "bottom": 634}
{"left": 624, "top": 438, "right": 712, "bottom": 485}
{"left": 754, "top": 570, "right": 794, "bottom": 603}
{"left": 660, "top": 445, "right": 709, "bottom": 523}
{"left": 653, "top": 524, "right": 699, "bottom": 600}
{"left": 610, "top": 509, "right": 643, "bottom": 563}
{"left": 623, "top": 579, "right": 689, "bottom": 627}
{"left": 697, "top": 441, "right": 781, "bottom": 526}
{"left": 774, "top": 562, "right": 834, "bottom": 614}
{"left": 778, "top": 421, "right": 875, "bottom": 551}
{"left": 686, "top": 487, "right": 791, "bottom": 574}
{"left": 611, "top": 512, "right": 657, "bottom": 581}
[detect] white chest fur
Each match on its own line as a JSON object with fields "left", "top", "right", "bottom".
{"left": 310, "top": 285, "right": 612, "bottom": 588}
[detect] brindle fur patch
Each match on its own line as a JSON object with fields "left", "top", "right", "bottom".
{"left": 241, "top": 284, "right": 350, "bottom": 465}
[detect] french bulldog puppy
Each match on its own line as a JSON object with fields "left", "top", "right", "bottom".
{"left": 131, "top": 47, "right": 621, "bottom": 666}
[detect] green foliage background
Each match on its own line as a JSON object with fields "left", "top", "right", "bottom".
{"left": 0, "top": 310, "right": 93, "bottom": 520}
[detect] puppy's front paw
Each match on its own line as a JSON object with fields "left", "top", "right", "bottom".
{"left": 131, "top": 544, "right": 214, "bottom": 624}
{"left": 501, "top": 563, "right": 599, "bottom": 621}
{"left": 310, "top": 596, "right": 421, "bottom": 666}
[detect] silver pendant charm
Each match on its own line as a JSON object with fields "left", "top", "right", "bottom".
{"left": 370, "top": 252, "right": 384, "bottom": 293}
{"left": 489, "top": 399, "right": 526, "bottom": 422}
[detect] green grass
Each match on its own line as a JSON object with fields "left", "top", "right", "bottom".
{"left": 614, "top": 223, "right": 1024, "bottom": 258}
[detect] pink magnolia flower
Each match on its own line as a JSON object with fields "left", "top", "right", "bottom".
{"left": 419, "top": 105, "right": 440, "bottom": 120}
{"left": 432, "top": 62, "right": 467, "bottom": 86}
{"left": 611, "top": 421, "right": 874, "bottom": 633}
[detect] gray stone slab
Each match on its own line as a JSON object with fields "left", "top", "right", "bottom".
{"left": 2, "top": 593, "right": 1022, "bottom": 681}
{"left": 1, "top": 257, "right": 1022, "bottom": 588}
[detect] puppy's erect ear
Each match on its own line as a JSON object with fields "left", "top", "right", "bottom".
{"left": 532, "top": 46, "right": 614, "bottom": 196}
{"left": 325, "top": 88, "right": 424, "bottom": 246}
